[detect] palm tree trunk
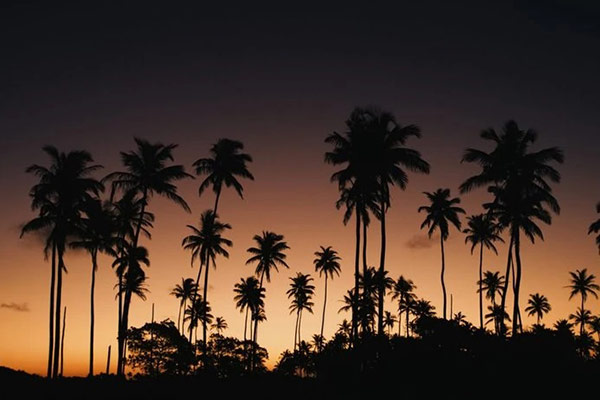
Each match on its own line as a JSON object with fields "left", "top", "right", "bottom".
{"left": 581, "top": 295, "right": 585, "bottom": 335}
{"left": 537, "top": 314, "right": 540, "bottom": 325}
{"left": 478, "top": 243, "right": 484, "bottom": 330}
{"left": 440, "top": 236, "right": 447, "bottom": 320}
{"left": 243, "top": 307, "right": 248, "bottom": 341}
{"left": 53, "top": 249, "right": 64, "bottom": 378}
{"left": 298, "top": 309, "right": 303, "bottom": 345}
{"left": 117, "top": 271, "right": 123, "bottom": 376}
{"left": 203, "top": 258, "right": 210, "bottom": 348}
{"left": 133, "top": 190, "right": 148, "bottom": 247}
{"left": 294, "top": 310, "right": 300, "bottom": 350}
{"left": 60, "top": 306, "right": 66, "bottom": 377}
{"left": 89, "top": 251, "right": 98, "bottom": 377}
{"left": 213, "top": 186, "right": 222, "bottom": 215}
{"left": 177, "top": 301, "right": 182, "bottom": 333}
{"left": 398, "top": 307, "right": 402, "bottom": 336}
{"left": 251, "top": 271, "right": 266, "bottom": 371}
{"left": 378, "top": 201, "right": 386, "bottom": 335}
{"left": 119, "top": 288, "right": 133, "bottom": 375}
{"left": 47, "top": 242, "right": 56, "bottom": 378}
{"left": 189, "top": 260, "right": 204, "bottom": 343}
{"left": 362, "top": 220, "right": 368, "bottom": 277}
{"left": 182, "top": 298, "right": 187, "bottom": 335}
{"left": 406, "top": 309, "right": 410, "bottom": 337}
{"left": 512, "top": 229, "right": 522, "bottom": 336}
{"left": 500, "top": 236, "right": 514, "bottom": 336}
{"left": 352, "top": 213, "right": 360, "bottom": 344}
{"left": 320, "top": 275, "right": 328, "bottom": 342}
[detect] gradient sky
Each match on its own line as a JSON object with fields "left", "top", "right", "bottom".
{"left": 1, "top": 1, "right": 600, "bottom": 376}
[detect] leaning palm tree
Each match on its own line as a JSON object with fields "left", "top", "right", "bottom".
{"left": 211, "top": 317, "right": 228, "bottom": 335}
{"left": 170, "top": 278, "right": 197, "bottom": 333}
{"left": 182, "top": 210, "right": 232, "bottom": 345}
{"left": 569, "top": 307, "right": 592, "bottom": 335}
{"left": 392, "top": 276, "right": 416, "bottom": 337}
{"left": 70, "top": 198, "right": 118, "bottom": 376}
{"left": 22, "top": 146, "right": 103, "bottom": 378}
{"left": 463, "top": 214, "right": 503, "bottom": 329}
{"left": 524, "top": 293, "right": 551, "bottom": 325}
{"left": 418, "top": 188, "right": 465, "bottom": 319}
{"left": 383, "top": 311, "right": 396, "bottom": 336}
{"left": 460, "top": 121, "right": 563, "bottom": 335}
{"left": 313, "top": 246, "right": 341, "bottom": 341}
{"left": 246, "top": 231, "right": 290, "bottom": 345}
{"left": 193, "top": 138, "right": 254, "bottom": 214}
{"left": 588, "top": 202, "right": 600, "bottom": 252}
{"left": 233, "top": 276, "right": 265, "bottom": 341}
{"left": 287, "top": 273, "right": 315, "bottom": 350}
{"left": 567, "top": 268, "right": 599, "bottom": 335}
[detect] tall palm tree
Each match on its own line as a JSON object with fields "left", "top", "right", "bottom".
{"left": 246, "top": 231, "right": 290, "bottom": 345}
{"left": 588, "top": 202, "right": 600, "bottom": 252}
{"left": 325, "top": 107, "right": 430, "bottom": 335}
{"left": 383, "top": 311, "right": 396, "bottom": 336}
{"left": 70, "top": 198, "right": 118, "bottom": 376}
{"left": 22, "top": 146, "right": 103, "bottom": 378}
{"left": 569, "top": 307, "right": 592, "bottom": 335}
{"left": 193, "top": 138, "right": 254, "bottom": 214}
{"left": 287, "top": 273, "right": 315, "bottom": 350}
{"left": 170, "top": 278, "right": 197, "bottom": 333}
{"left": 184, "top": 297, "right": 213, "bottom": 345}
{"left": 460, "top": 121, "right": 563, "bottom": 335}
{"left": 567, "top": 268, "right": 599, "bottom": 335}
{"left": 211, "top": 317, "right": 228, "bottom": 335}
{"left": 313, "top": 246, "right": 341, "bottom": 341}
{"left": 392, "top": 276, "right": 417, "bottom": 337}
{"left": 525, "top": 293, "right": 551, "bottom": 325}
{"left": 233, "top": 276, "right": 265, "bottom": 341}
{"left": 182, "top": 210, "right": 232, "bottom": 345}
{"left": 479, "top": 271, "right": 505, "bottom": 307}
{"left": 418, "top": 188, "right": 465, "bottom": 319}
{"left": 463, "top": 214, "right": 503, "bottom": 329}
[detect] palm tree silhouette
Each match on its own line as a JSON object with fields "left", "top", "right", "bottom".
{"left": 383, "top": 311, "right": 396, "bottom": 336}
{"left": 287, "top": 273, "right": 315, "bottom": 350}
{"left": 412, "top": 299, "right": 436, "bottom": 321}
{"left": 418, "top": 188, "right": 465, "bottom": 319}
{"left": 326, "top": 107, "right": 430, "bottom": 335}
{"left": 313, "top": 246, "right": 341, "bottom": 343}
{"left": 460, "top": 121, "right": 563, "bottom": 335}
{"left": 569, "top": 307, "right": 592, "bottom": 335}
{"left": 22, "top": 146, "right": 103, "bottom": 378}
{"left": 184, "top": 297, "right": 213, "bottom": 345}
{"left": 70, "top": 198, "right": 118, "bottom": 376}
{"left": 524, "top": 293, "right": 551, "bottom": 325}
{"left": 567, "top": 268, "right": 599, "bottom": 334}
{"left": 392, "top": 276, "right": 417, "bottom": 337}
{"left": 588, "top": 316, "right": 600, "bottom": 342}
{"left": 182, "top": 210, "right": 232, "bottom": 345}
{"left": 463, "top": 214, "right": 503, "bottom": 329}
{"left": 479, "top": 271, "right": 505, "bottom": 307}
{"left": 211, "top": 317, "right": 228, "bottom": 335}
{"left": 233, "top": 276, "right": 265, "bottom": 341}
{"left": 399, "top": 296, "right": 417, "bottom": 337}
{"left": 170, "top": 278, "right": 198, "bottom": 333}
{"left": 246, "top": 231, "right": 290, "bottom": 346}
{"left": 485, "top": 304, "right": 510, "bottom": 335}
{"left": 588, "top": 202, "right": 600, "bottom": 252}
{"left": 553, "top": 319, "right": 574, "bottom": 336}
{"left": 193, "top": 138, "right": 254, "bottom": 214}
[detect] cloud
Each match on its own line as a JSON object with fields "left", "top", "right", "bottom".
{"left": 405, "top": 233, "right": 439, "bottom": 250}
{"left": 1, "top": 302, "right": 30, "bottom": 312}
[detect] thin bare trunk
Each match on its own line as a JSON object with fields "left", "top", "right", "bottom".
{"left": 189, "top": 261, "right": 204, "bottom": 343}
{"left": 60, "top": 306, "right": 66, "bottom": 377}
{"left": 47, "top": 243, "right": 56, "bottom": 378}
{"left": 500, "top": 236, "right": 514, "bottom": 336}
{"left": 512, "top": 230, "right": 522, "bottom": 336}
{"left": 352, "top": 213, "right": 360, "bottom": 344}
{"left": 378, "top": 200, "right": 386, "bottom": 334}
{"left": 478, "top": 243, "right": 484, "bottom": 330}
{"left": 243, "top": 307, "right": 248, "bottom": 341}
{"left": 320, "top": 275, "right": 328, "bottom": 343}
{"left": 440, "top": 236, "right": 447, "bottom": 320}
{"left": 106, "top": 345, "right": 111, "bottom": 374}
{"left": 294, "top": 310, "right": 300, "bottom": 350}
{"left": 89, "top": 251, "right": 97, "bottom": 376}
{"left": 52, "top": 250, "right": 64, "bottom": 378}
{"left": 203, "top": 258, "right": 210, "bottom": 348}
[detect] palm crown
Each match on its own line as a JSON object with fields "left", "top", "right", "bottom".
{"left": 419, "top": 188, "right": 465, "bottom": 240}
{"left": 246, "top": 231, "right": 290, "bottom": 283}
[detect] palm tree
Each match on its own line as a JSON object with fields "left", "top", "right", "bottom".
{"left": 567, "top": 268, "right": 599, "bottom": 335}
{"left": 588, "top": 316, "right": 600, "bottom": 342}
{"left": 392, "top": 276, "right": 416, "bottom": 337}
{"left": 233, "top": 276, "right": 265, "bottom": 341}
{"left": 246, "top": 231, "right": 290, "bottom": 345}
{"left": 479, "top": 271, "right": 505, "bottom": 307}
{"left": 463, "top": 214, "right": 503, "bottom": 329}
{"left": 193, "top": 138, "right": 254, "bottom": 214}
{"left": 460, "top": 121, "right": 563, "bottom": 335}
{"left": 418, "top": 188, "right": 465, "bottom": 319}
{"left": 287, "top": 273, "right": 315, "bottom": 350}
{"left": 485, "top": 304, "right": 510, "bottom": 335}
{"left": 569, "top": 307, "right": 592, "bottom": 335}
{"left": 383, "top": 311, "right": 396, "bottom": 336}
{"left": 211, "top": 317, "right": 228, "bottom": 335}
{"left": 70, "top": 198, "right": 118, "bottom": 376}
{"left": 325, "top": 107, "right": 430, "bottom": 335}
{"left": 553, "top": 319, "right": 573, "bottom": 336}
{"left": 412, "top": 299, "right": 436, "bottom": 321}
{"left": 170, "top": 278, "right": 197, "bottom": 333}
{"left": 399, "top": 296, "right": 417, "bottom": 337}
{"left": 453, "top": 312, "right": 468, "bottom": 326}
{"left": 588, "top": 202, "right": 600, "bottom": 252}
{"left": 313, "top": 246, "right": 341, "bottom": 341}
{"left": 182, "top": 210, "right": 232, "bottom": 345}
{"left": 22, "top": 146, "right": 103, "bottom": 378}
{"left": 311, "top": 334, "right": 325, "bottom": 351}
{"left": 524, "top": 293, "right": 551, "bottom": 325}
{"left": 184, "top": 297, "right": 213, "bottom": 345}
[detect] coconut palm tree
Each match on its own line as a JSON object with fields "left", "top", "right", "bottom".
{"left": 383, "top": 311, "right": 396, "bottom": 336}
{"left": 211, "top": 317, "right": 228, "bottom": 335}
{"left": 569, "top": 307, "right": 592, "bottom": 335}
{"left": 463, "top": 214, "right": 503, "bottom": 329}
{"left": 22, "top": 146, "right": 103, "bottom": 378}
{"left": 325, "top": 107, "right": 430, "bottom": 335}
{"left": 553, "top": 319, "right": 573, "bottom": 336}
{"left": 460, "top": 121, "right": 563, "bottom": 335}
{"left": 478, "top": 271, "right": 505, "bottom": 307}
{"left": 182, "top": 210, "right": 232, "bottom": 345}
{"left": 193, "top": 138, "right": 254, "bottom": 214}
{"left": 313, "top": 246, "right": 341, "bottom": 341}
{"left": 233, "top": 276, "right": 265, "bottom": 341}
{"left": 287, "top": 273, "right": 315, "bottom": 350}
{"left": 399, "top": 296, "right": 417, "bottom": 337}
{"left": 418, "top": 188, "right": 465, "bottom": 319}
{"left": 412, "top": 299, "right": 436, "bottom": 321}
{"left": 392, "top": 276, "right": 417, "bottom": 337}
{"left": 184, "top": 297, "right": 213, "bottom": 345}
{"left": 170, "top": 278, "right": 197, "bottom": 333}
{"left": 588, "top": 202, "right": 600, "bottom": 252}
{"left": 485, "top": 304, "right": 510, "bottom": 335}
{"left": 525, "top": 293, "right": 551, "bottom": 325}
{"left": 567, "top": 268, "right": 599, "bottom": 334}
{"left": 588, "top": 316, "right": 600, "bottom": 342}
{"left": 70, "top": 198, "right": 119, "bottom": 376}
{"left": 246, "top": 231, "right": 290, "bottom": 344}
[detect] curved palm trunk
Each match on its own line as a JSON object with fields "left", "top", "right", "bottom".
{"left": 119, "top": 288, "right": 133, "bottom": 375}
{"left": 478, "top": 243, "right": 484, "bottom": 330}
{"left": 251, "top": 271, "right": 266, "bottom": 371}
{"left": 298, "top": 310, "right": 303, "bottom": 345}
{"left": 352, "top": 213, "right": 360, "bottom": 344}
{"left": 500, "top": 236, "right": 514, "bottom": 336}
{"left": 189, "top": 261, "right": 204, "bottom": 343}
{"left": 53, "top": 249, "right": 65, "bottom": 378}
{"left": 177, "top": 301, "right": 183, "bottom": 333}
{"left": 60, "top": 306, "right": 66, "bottom": 377}
{"left": 181, "top": 298, "right": 187, "bottom": 335}
{"left": 378, "top": 201, "right": 386, "bottom": 334}
{"left": 243, "top": 307, "right": 249, "bottom": 341}
{"left": 440, "top": 236, "right": 447, "bottom": 320}
{"left": 89, "top": 251, "right": 98, "bottom": 377}
{"left": 47, "top": 243, "right": 56, "bottom": 378}
{"left": 294, "top": 310, "right": 300, "bottom": 350}
{"left": 116, "top": 271, "right": 123, "bottom": 375}
{"left": 320, "top": 275, "right": 328, "bottom": 345}
{"left": 512, "top": 230, "right": 522, "bottom": 336}
{"left": 202, "top": 258, "right": 210, "bottom": 348}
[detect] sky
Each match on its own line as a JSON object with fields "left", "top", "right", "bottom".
{"left": 1, "top": 1, "right": 600, "bottom": 376}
